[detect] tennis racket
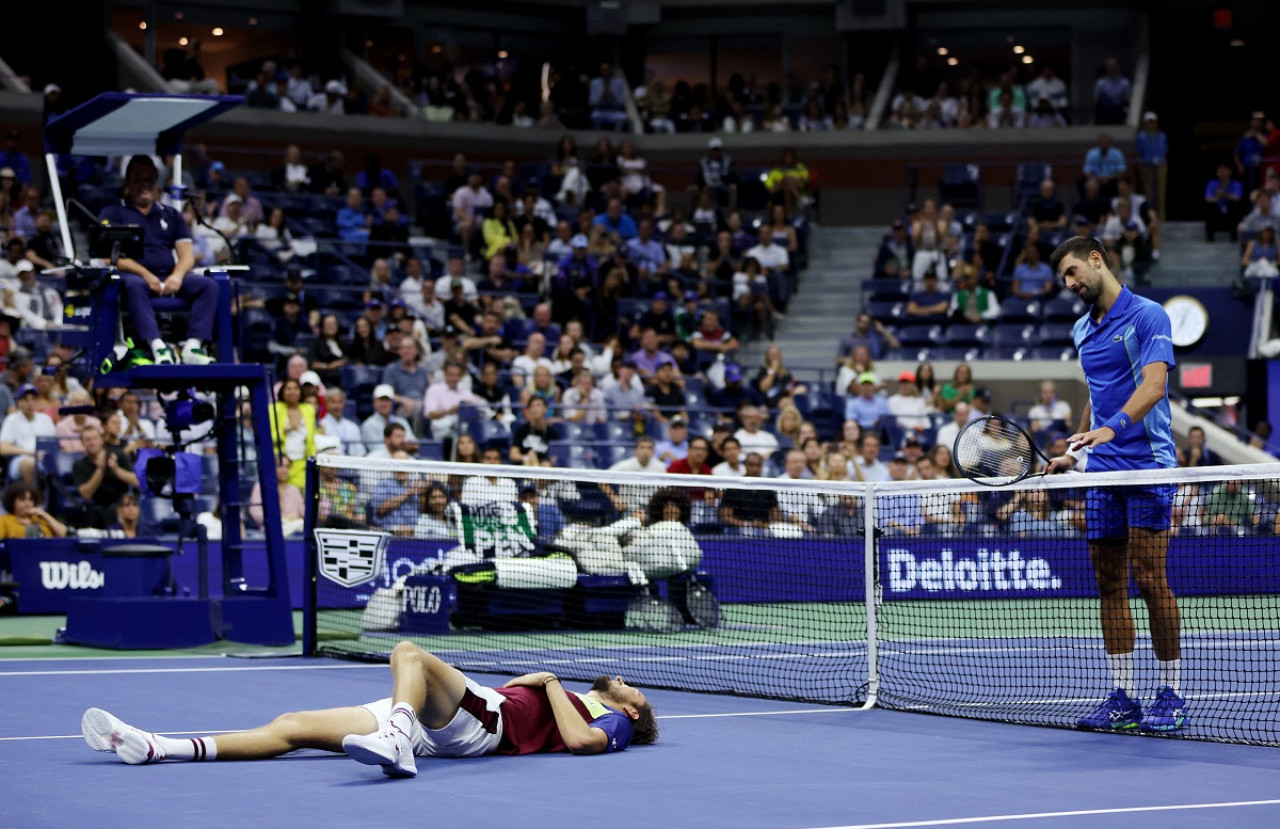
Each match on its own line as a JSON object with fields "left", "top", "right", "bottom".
{"left": 952, "top": 415, "right": 1051, "bottom": 487}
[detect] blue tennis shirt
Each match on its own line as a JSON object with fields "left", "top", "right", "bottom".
{"left": 99, "top": 197, "right": 192, "bottom": 278}
{"left": 1072, "top": 286, "right": 1177, "bottom": 471}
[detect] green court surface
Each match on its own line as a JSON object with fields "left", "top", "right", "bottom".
{"left": 0, "top": 612, "right": 305, "bottom": 659}
{"left": 314, "top": 594, "right": 1280, "bottom": 656}
{"left": 6, "top": 594, "right": 1275, "bottom": 662}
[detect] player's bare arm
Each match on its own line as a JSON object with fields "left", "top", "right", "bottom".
{"left": 505, "top": 672, "right": 609, "bottom": 754}
{"left": 1067, "top": 362, "right": 1168, "bottom": 451}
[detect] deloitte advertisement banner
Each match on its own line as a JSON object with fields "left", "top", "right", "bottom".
{"left": 11, "top": 534, "right": 1277, "bottom": 614}
{"left": 698, "top": 536, "right": 1280, "bottom": 604}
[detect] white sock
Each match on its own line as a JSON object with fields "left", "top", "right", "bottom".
{"left": 389, "top": 702, "right": 417, "bottom": 737}
{"left": 1107, "top": 651, "right": 1136, "bottom": 698}
{"left": 1158, "top": 659, "right": 1181, "bottom": 694}
{"left": 150, "top": 338, "right": 168, "bottom": 355}
{"left": 155, "top": 734, "right": 218, "bottom": 761}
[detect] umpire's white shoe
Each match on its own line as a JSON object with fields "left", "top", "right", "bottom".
{"left": 342, "top": 727, "right": 418, "bottom": 778}
{"left": 82, "top": 707, "right": 164, "bottom": 764}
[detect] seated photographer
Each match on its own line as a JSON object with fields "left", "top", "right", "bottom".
{"left": 99, "top": 155, "right": 218, "bottom": 366}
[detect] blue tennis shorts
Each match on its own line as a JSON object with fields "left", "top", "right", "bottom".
{"left": 1085, "top": 483, "right": 1176, "bottom": 540}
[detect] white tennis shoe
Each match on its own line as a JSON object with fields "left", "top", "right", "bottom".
{"left": 342, "top": 727, "right": 418, "bottom": 778}
{"left": 81, "top": 707, "right": 165, "bottom": 764}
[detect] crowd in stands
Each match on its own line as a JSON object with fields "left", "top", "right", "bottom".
{"left": 0, "top": 85, "right": 1276, "bottom": 557}
{"left": 0, "top": 124, "right": 829, "bottom": 544}
{"left": 159, "top": 37, "right": 872, "bottom": 136}
{"left": 887, "top": 56, "right": 1131, "bottom": 130}
{"left": 1206, "top": 111, "right": 1280, "bottom": 286}
{"left": 858, "top": 125, "right": 1179, "bottom": 355}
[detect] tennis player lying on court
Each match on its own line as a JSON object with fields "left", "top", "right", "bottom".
{"left": 82, "top": 641, "right": 657, "bottom": 777}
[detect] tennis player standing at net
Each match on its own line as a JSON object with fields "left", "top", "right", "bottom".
{"left": 1046, "top": 235, "right": 1186, "bottom": 733}
{"left": 83, "top": 641, "right": 657, "bottom": 775}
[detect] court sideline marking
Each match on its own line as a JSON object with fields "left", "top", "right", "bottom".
{"left": 804, "top": 799, "right": 1280, "bottom": 829}
{"left": 0, "top": 664, "right": 388, "bottom": 677}
{"left": 0, "top": 707, "right": 858, "bottom": 743}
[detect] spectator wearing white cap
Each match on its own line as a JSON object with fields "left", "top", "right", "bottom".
{"left": 360, "top": 383, "right": 413, "bottom": 451}
{"left": 0, "top": 383, "right": 55, "bottom": 483}
{"left": 308, "top": 79, "right": 347, "bottom": 115}
{"left": 42, "top": 85, "right": 67, "bottom": 124}
{"left": 6, "top": 259, "right": 62, "bottom": 330}
{"left": 694, "top": 137, "right": 738, "bottom": 212}
{"left": 217, "top": 175, "right": 264, "bottom": 224}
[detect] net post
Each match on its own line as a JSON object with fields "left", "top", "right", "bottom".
{"left": 301, "top": 456, "right": 319, "bottom": 656}
{"left": 861, "top": 481, "right": 879, "bottom": 709}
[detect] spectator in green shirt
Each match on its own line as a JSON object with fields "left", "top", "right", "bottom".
{"left": 1205, "top": 480, "right": 1259, "bottom": 531}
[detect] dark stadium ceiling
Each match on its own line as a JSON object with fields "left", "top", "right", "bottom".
{"left": 109, "top": 0, "right": 1144, "bottom": 21}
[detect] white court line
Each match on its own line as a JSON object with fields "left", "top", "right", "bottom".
{"left": 804, "top": 799, "right": 1280, "bottom": 829}
{"left": 896, "top": 689, "right": 1279, "bottom": 711}
{"left": 0, "top": 707, "right": 859, "bottom": 743}
{"left": 0, "top": 664, "right": 386, "bottom": 678}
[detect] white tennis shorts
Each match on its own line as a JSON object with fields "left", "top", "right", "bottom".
{"left": 362, "top": 677, "right": 505, "bottom": 758}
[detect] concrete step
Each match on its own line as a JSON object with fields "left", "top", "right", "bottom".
{"left": 737, "top": 224, "right": 878, "bottom": 367}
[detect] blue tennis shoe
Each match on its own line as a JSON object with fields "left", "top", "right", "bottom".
{"left": 1139, "top": 686, "right": 1188, "bottom": 733}
{"left": 1076, "top": 688, "right": 1142, "bottom": 731}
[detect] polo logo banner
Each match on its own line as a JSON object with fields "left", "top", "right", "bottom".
{"left": 316, "top": 529, "right": 390, "bottom": 587}
{"left": 454, "top": 502, "right": 536, "bottom": 559}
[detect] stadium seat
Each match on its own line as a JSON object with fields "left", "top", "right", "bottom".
{"left": 864, "top": 300, "right": 905, "bottom": 324}
{"left": 559, "top": 421, "right": 591, "bottom": 443}
{"left": 939, "top": 164, "right": 983, "bottom": 209}
{"left": 1043, "top": 296, "right": 1086, "bottom": 321}
{"left": 598, "top": 443, "right": 632, "bottom": 468}
{"left": 548, "top": 442, "right": 596, "bottom": 469}
{"left": 863, "top": 278, "right": 910, "bottom": 303}
{"left": 340, "top": 364, "right": 384, "bottom": 390}
{"left": 1037, "top": 322, "right": 1076, "bottom": 347}
{"left": 475, "top": 419, "right": 512, "bottom": 446}
{"left": 598, "top": 420, "right": 633, "bottom": 443}
{"left": 1029, "top": 346, "right": 1077, "bottom": 361}
{"left": 990, "top": 323, "right": 1041, "bottom": 352}
{"left": 141, "top": 498, "right": 177, "bottom": 528}
{"left": 930, "top": 347, "right": 984, "bottom": 361}
{"left": 944, "top": 323, "right": 989, "bottom": 348}
{"left": 418, "top": 441, "right": 444, "bottom": 461}
{"left": 981, "top": 211, "right": 1017, "bottom": 233}
{"left": 998, "top": 297, "right": 1042, "bottom": 323}
{"left": 1014, "top": 163, "right": 1052, "bottom": 199}
{"left": 200, "top": 454, "right": 219, "bottom": 493}
{"left": 896, "top": 324, "right": 945, "bottom": 349}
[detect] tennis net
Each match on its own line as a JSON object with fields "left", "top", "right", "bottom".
{"left": 304, "top": 454, "right": 1280, "bottom": 745}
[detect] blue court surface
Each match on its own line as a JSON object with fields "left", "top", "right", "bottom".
{"left": 3, "top": 655, "right": 1279, "bottom": 829}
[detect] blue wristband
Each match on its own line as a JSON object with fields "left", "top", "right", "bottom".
{"left": 1103, "top": 413, "right": 1131, "bottom": 434}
